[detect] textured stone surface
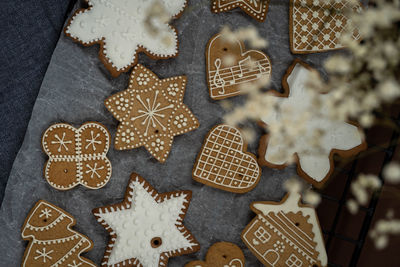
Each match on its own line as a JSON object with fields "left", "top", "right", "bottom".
{"left": 0, "top": 0, "right": 335, "bottom": 265}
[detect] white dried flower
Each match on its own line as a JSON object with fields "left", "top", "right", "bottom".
{"left": 383, "top": 162, "right": 400, "bottom": 184}
{"left": 346, "top": 199, "right": 359, "bottom": 214}
{"left": 284, "top": 177, "right": 302, "bottom": 194}
{"left": 303, "top": 190, "right": 321, "bottom": 207}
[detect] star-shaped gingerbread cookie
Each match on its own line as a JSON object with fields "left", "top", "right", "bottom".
{"left": 105, "top": 64, "right": 199, "bottom": 162}
{"left": 93, "top": 173, "right": 200, "bottom": 267}
{"left": 258, "top": 60, "right": 366, "bottom": 187}
{"left": 211, "top": 0, "right": 270, "bottom": 22}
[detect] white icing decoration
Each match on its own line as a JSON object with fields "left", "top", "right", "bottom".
{"left": 94, "top": 176, "right": 198, "bottom": 266}
{"left": 291, "top": 0, "right": 362, "bottom": 52}
{"left": 51, "top": 132, "right": 72, "bottom": 152}
{"left": 250, "top": 192, "right": 327, "bottom": 266}
{"left": 66, "top": 0, "right": 187, "bottom": 71}
{"left": 21, "top": 201, "right": 96, "bottom": 267}
{"left": 261, "top": 63, "right": 363, "bottom": 182}
{"left": 212, "top": 0, "right": 268, "bottom": 21}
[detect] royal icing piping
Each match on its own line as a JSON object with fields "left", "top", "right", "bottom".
{"left": 42, "top": 122, "right": 112, "bottom": 190}
{"left": 105, "top": 64, "right": 199, "bottom": 162}
{"left": 261, "top": 63, "right": 363, "bottom": 182}
{"left": 250, "top": 192, "right": 327, "bottom": 265}
{"left": 21, "top": 200, "right": 95, "bottom": 267}
{"left": 212, "top": 0, "right": 269, "bottom": 22}
{"left": 66, "top": 0, "right": 187, "bottom": 72}
{"left": 291, "top": 0, "right": 362, "bottom": 53}
{"left": 93, "top": 174, "right": 199, "bottom": 266}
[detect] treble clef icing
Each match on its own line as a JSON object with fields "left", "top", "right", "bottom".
{"left": 213, "top": 58, "right": 225, "bottom": 95}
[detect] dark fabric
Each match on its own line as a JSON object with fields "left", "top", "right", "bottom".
{"left": 0, "top": 1, "right": 75, "bottom": 204}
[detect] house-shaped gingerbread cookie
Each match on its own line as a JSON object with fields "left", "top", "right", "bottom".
{"left": 242, "top": 192, "right": 327, "bottom": 267}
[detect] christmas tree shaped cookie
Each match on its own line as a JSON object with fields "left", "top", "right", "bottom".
{"left": 65, "top": 0, "right": 188, "bottom": 77}
{"left": 93, "top": 173, "right": 200, "bottom": 266}
{"left": 258, "top": 60, "right": 366, "bottom": 187}
{"left": 105, "top": 64, "right": 199, "bottom": 162}
{"left": 242, "top": 192, "right": 327, "bottom": 267}
{"left": 21, "top": 200, "right": 95, "bottom": 267}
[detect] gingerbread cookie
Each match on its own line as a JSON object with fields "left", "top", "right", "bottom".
{"left": 42, "top": 122, "right": 112, "bottom": 190}
{"left": 258, "top": 60, "right": 366, "bottom": 187}
{"left": 290, "top": 0, "right": 362, "bottom": 53}
{"left": 185, "top": 242, "right": 245, "bottom": 267}
{"left": 93, "top": 172, "right": 200, "bottom": 266}
{"left": 21, "top": 200, "right": 96, "bottom": 267}
{"left": 105, "top": 64, "right": 199, "bottom": 163}
{"left": 193, "top": 124, "right": 261, "bottom": 193}
{"left": 211, "top": 0, "right": 270, "bottom": 22}
{"left": 65, "top": 0, "right": 188, "bottom": 77}
{"left": 242, "top": 192, "right": 327, "bottom": 267}
{"left": 206, "top": 33, "right": 271, "bottom": 100}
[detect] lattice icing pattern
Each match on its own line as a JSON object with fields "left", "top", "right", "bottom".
{"left": 193, "top": 125, "right": 261, "bottom": 193}
{"left": 93, "top": 173, "right": 200, "bottom": 266}
{"left": 104, "top": 64, "right": 199, "bottom": 163}
{"left": 42, "top": 122, "right": 112, "bottom": 190}
{"left": 211, "top": 0, "right": 270, "bottom": 22}
{"left": 290, "top": 0, "right": 362, "bottom": 53}
{"left": 65, "top": 0, "right": 188, "bottom": 76}
{"left": 21, "top": 200, "right": 96, "bottom": 267}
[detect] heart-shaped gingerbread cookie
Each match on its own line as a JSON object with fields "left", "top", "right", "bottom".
{"left": 206, "top": 33, "right": 271, "bottom": 100}
{"left": 192, "top": 124, "right": 261, "bottom": 193}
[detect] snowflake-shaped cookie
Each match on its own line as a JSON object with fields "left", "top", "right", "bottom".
{"left": 105, "top": 64, "right": 199, "bottom": 162}
{"left": 65, "top": 0, "right": 188, "bottom": 77}
{"left": 258, "top": 60, "right": 366, "bottom": 187}
{"left": 93, "top": 173, "right": 200, "bottom": 266}
{"left": 42, "top": 122, "right": 112, "bottom": 190}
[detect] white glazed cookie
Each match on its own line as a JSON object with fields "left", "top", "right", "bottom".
{"left": 258, "top": 60, "right": 366, "bottom": 187}
{"left": 290, "top": 0, "right": 362, "bottom": 53}
{"left": 42, "top": 122, "right": 112, "bottom": 190}
{"left": 21, "top": 200, "right": 96, "bottom": 267}
{"left": 242, "top": 192, "right": 328, "bottom": 267}
{"left": 65, "top": 0, "right": 188, "bottom": 77}
{"left": 104, "top": 64, "right": 199, "bottom": 163}
{"left": 93, "top": 173, "right": 200, "bottom": 267}
{"left": 211, "top": 0, "right": 270, "bottom": 22}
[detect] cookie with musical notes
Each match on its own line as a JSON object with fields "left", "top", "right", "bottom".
{"left": 206, "top": 33, "right": 271, "bottom": 100}
{"left": 211, "top": 0, "right": 270, "bottom": 22}
{"left": 185, "top": 242, "right": 245, "bottom": 267}
{"left": 290, "top": 0, "right": 362, "bottom": 53}
{"left": 192, "top": 124, "right": 261, "bottom": 193}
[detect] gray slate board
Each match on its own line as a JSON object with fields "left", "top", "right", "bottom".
{"left": 0, "top": 0, "right": 334, "bottom": 265}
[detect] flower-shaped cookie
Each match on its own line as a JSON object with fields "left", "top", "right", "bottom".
{"left": 42, "top": 122, "right": 112, "bottom": 190}
{"left": 65, "top": 0, "right": 188, "bottom": 77}
{"left": 105, "top": 64, "right": 199, "bottom": 162}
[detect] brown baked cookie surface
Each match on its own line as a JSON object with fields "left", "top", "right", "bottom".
{"left": 193, "top": 124, "right": 261, "bottom": 193}
{"left": 93, "top": 173, "right": 200, "bottom": 267}
{"left": 105, "top": 64, "right": 199, "bottom": 163}
{"left": 42, "top": 122, "right": 112, "bottom": 190}
{"left": 290, "top": 0, "right": 362, "bottom": 53}
{"left": 65, "top": 0, "right": 188, "bottom": 77}
{"left": 211, "top": 0, "right": 270, "bottom": 22}
{"left": 242, "top": 192, "right": 328, "bottom": 267}
{"left": 206, "top": 33, "right": 271, "bottom": 100}
{"left": 21, "top": 200, "right": 96, "bottom": 267}
{"left": 185, "top": 242, "right": 245, "bottom": 267}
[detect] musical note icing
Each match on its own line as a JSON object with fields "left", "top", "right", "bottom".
{"left": 213, "top": 58, "right": 226, "bottom": 94}
{"left": 206, "top": 33, "right": 272, "bottom": 100}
